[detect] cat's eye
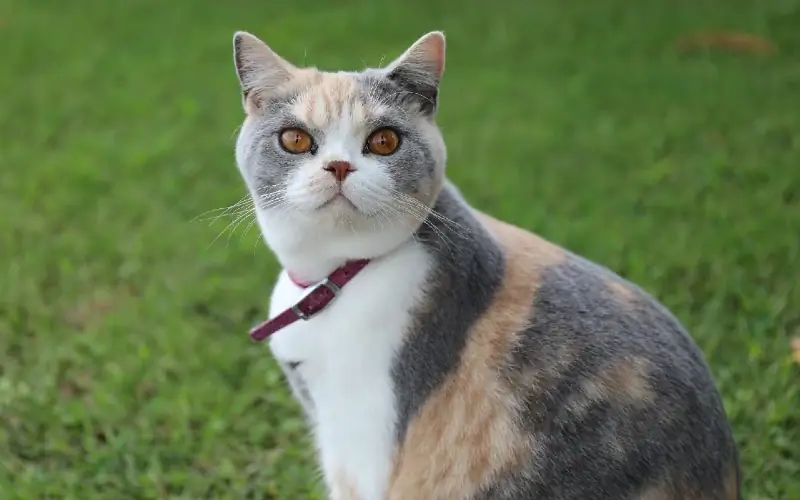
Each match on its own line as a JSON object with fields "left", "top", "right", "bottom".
{"left": 279, "top": 128, "right": 314, "bottom": 154}
{"left": 365, "top": 128, "right": 401, "bottom": 156}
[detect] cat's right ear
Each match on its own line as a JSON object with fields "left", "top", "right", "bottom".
{"left": 232, "top": 31, "right": 297, "bottom": 112}
{"left": 383, "top": 31, "right": 446, "bottom": 116}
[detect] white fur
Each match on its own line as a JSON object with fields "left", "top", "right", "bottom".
{"left": 267, "top": 241, "right": 431, "bottom": 499}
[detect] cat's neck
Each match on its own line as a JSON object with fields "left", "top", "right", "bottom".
{"left": 413, "top": 182, "right": 502, "bottom": 272}
{"left": 277, "top": 254, "right": 354, "bottom": 286}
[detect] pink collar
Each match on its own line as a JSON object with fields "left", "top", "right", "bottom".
{"left": 249, "top": 259, "right": 370, "bottom": 342}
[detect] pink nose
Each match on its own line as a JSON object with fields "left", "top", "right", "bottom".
{"left": 324, "top": 160, "right": 354, "bottom": 182}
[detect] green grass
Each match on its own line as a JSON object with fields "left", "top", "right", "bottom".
{"left": 1, "top": 0, "right": 798, "bottom": 498}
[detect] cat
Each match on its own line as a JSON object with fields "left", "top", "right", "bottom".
{"left": 230, "top": 29, "right": 740, "bottom": 500}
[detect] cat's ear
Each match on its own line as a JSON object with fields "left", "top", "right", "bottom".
{"left": 384, "top": 31, "right": 446, "bottom": 115}
{"left": 232, "top": 31, "right": 298, "bottom": 112}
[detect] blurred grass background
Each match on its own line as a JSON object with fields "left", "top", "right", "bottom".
{"left": 1, "top": 0, "right": 798, "bottom": 498}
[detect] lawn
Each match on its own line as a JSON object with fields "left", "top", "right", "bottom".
{"left": 1, "top": 0, "right": 798, "bottom": 498}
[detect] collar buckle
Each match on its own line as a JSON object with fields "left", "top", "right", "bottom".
{"left": 290, "top": 278, "right": 341, "bottom": 321}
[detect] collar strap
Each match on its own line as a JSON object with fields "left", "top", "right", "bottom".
{"left": 249, "top": 259, "right": 370, "bottom": 342}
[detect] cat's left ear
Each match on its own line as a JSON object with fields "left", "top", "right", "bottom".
{"left": 383, "top": 31, "right": 446, "bottom": 115}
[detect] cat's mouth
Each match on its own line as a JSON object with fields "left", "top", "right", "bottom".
{"left": 315, "top": 193, "right": 359, "bottom": 213}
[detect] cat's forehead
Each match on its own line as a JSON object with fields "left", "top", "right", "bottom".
{"left": 288, "top": 70, "right": 390, "bottom": 130}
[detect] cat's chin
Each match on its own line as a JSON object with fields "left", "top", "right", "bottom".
{"left": 257, "top": 203, "right": 420, "bottom": 276}
{"left": 280, "top": 196, "right": 378, "bottom": 232}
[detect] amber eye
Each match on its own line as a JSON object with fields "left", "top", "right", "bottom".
{"left": 365, "top": 128, "right": 401, "bottom": 156}
{"left": 279, "top": 128, "right": 314, "bottom": 154}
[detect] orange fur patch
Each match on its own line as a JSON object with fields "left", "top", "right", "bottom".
{"left": 724, "top": 461, "right": 739, "bottom": 500}
{"left": 386, "top": 213, "right": 566, "bottom": 499}
{"left": 582, "top": 356, "right": 654, "bottom": 407}
{"left": 637, "top": 481, "right": 671, "bottom": 500}
{"left": 638, "top": 464, "right": 739, "bottom": 500}
{"left": 607, "top": 278, "right": 638, "bottom": 306}
{"left": 291, "top": 73, "right": 366, "bottom": 130}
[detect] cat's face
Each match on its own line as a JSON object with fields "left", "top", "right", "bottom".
{"left": 232, "top": 31, "right": 447, "bottom": 266}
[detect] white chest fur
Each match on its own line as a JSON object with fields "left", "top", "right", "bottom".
{"left": 267, "top": 241, "right": 432, "bottom": 500}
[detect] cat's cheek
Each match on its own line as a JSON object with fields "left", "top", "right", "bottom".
{"left": 285, "top": 161, "right": 337, "bottom": 210}
{"left": 347, "top": 161, "right": 395, "bottom": 213}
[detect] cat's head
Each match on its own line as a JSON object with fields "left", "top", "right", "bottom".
{"left": 232, "top": 31, "right": 447, "bottom": 274}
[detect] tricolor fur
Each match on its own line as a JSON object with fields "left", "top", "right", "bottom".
{"left": 231, "top": 30, "right": 740, "bottom": 500}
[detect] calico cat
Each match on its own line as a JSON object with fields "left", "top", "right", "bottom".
{"left": 230, "top": 30, "right": 740, "bottom": 500}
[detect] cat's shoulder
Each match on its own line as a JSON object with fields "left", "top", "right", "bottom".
{"left": 474, "top": 209, "right": 713, "bottom": 377}
{"left": 476, "top": 210, "right": 678, "bottom": 331}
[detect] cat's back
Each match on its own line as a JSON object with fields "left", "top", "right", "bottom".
{"left": 389, "top": 208, "right": 739, "bottom": 500}
{"left": 480, "top": 213, "right": 739, "bottom": 500}
{"left": 480, "top": 211, "right": 719, "bottom": 395}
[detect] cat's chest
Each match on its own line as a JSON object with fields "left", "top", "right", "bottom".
{"left": 265, "top": 243, "right": 432, "bottom": 500}
{"left": 266, "top": 244, "right": 430, "bottom": 369}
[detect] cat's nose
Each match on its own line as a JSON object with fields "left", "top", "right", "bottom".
{"left": 323, "top": 160, "right": 354, "bottom": 182}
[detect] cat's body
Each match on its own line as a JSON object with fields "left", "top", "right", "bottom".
{"left": 231, "top": 30, "right": 739, "bottom": 500}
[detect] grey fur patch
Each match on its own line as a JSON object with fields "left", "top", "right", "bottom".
{"left": 387, "top": 66, "right": 438, "bottom": 115}
{"left": 390, "top": 183, "right": 505, "bottom": 443}
{"left": 359, "top": 72, "right": 438, "bottom": 116}
{"left": 240, "top": 91, "right": 312, "bottom": 196}
{"left": 472, "top": 257, "right": 738, "bottom": 499}
{"left": 356, "top": 75, "right": 440, "bottom": 192}
{"left": 277, "top": 359, "right": 315, "bottom": 420}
